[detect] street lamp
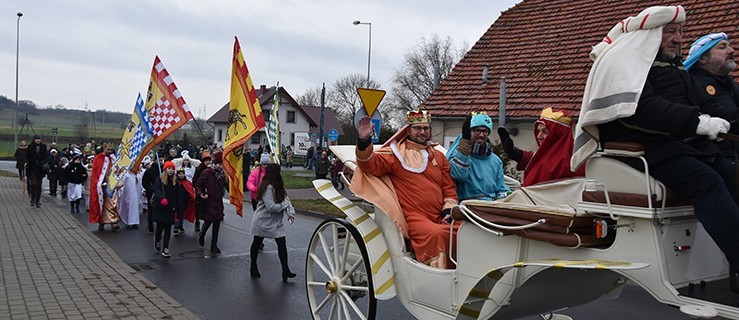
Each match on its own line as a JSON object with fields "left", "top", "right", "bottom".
{"left": 14, "top": 12, "right": 23, "bottom": 149}
{"left": 352, "top": 20, "right": 371, "bottom": 87}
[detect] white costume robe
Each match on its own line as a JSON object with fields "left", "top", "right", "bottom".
{"left": 117, "top": 172, "right": 141, "bottom": 225}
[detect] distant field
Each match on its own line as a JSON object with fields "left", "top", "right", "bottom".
{"left": 0, "top": 108, "right": 208, "bottom": 158}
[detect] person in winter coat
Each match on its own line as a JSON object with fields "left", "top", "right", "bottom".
{"left": 247, "top": 154, "right": 271, "bottom": 212}
{"left": 173, "top": 167, "right": 196, "bottom": 235}
{"left": 64, "top": 155, "right": 87, "bottom": 213}
{"left": 315, "top": 150, "right": 330, "bottom": 179}
{"left": 14, "top": 141, "right": 28, "bottom": 180}
{"left": 47, "top": 149, "right": 61, "bottom": 197}
{"left": 142, "top": 152, "right": 165, "bottom": 233}
{"left": 58, "top": 157, "right": 69, "bottom": 199}
{"left": 196, "top": 152, "right": 227, "bottom": 254}
{"left": 447, "top": 112, "right": 510, "bottom": 200}
{"left": 25, "top": 134, "right": 48, "bottom": 208}
{"left": 249, "top": 164, "right": 297, "bottom": 282}
{"left": 330, "top": 156, "right": 345, "bottom": 190}
{"left": 192, "top": 151, "right": 211, "bottom": 232}
{"left": 152, "top": 161, "right": 178, "bottom": 258}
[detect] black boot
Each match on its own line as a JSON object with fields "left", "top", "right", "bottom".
{"left": 250, "top": 236, "right": 262, "bottom": 278}
{"left": 276, "top": 237, "right": 296, "bottom": 282}
{"left": 70, "top": 202, "right": 75, "bottom": 213}
{"left": 75, "top": 199, "right": 81, "bottom": 213}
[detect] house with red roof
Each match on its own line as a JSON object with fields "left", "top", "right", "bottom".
{"left": 421, "top": 0, "right": 739, "bottom": 153}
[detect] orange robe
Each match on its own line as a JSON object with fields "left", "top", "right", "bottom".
{"left": 356, "top": 137, "right": 459, "bottom": 268}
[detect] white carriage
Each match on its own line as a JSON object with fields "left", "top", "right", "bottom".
{"left": 305, "top": 143, "right": 738, "bottom": 319}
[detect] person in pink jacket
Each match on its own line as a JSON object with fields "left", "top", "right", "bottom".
{"left": 247, "top": 153, "right": 271, "bottom": 211}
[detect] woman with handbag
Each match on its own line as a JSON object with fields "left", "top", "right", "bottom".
{"left": 249, "top": 164, "right": 297, "bottom": 282}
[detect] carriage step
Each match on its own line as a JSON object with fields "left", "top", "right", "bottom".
{"left": 679, "top": 304, "right": 718, "bottom": 319}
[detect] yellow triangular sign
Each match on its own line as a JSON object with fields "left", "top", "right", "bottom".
{"left": 357, "top": 88, "right": 386, "bottom": 117}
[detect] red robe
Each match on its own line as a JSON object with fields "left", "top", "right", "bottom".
{"left": 89, "top": 153, "right": 120, "bottom": 224}
{"left": 519, "top": 118, "right": 586, "bottom": 187}
{"left": 179, "top": 179, "right": 196, "bottom": 223}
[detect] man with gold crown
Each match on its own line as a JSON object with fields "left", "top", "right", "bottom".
{"left": 353, "top": 110, "right": 458, "bottom": 269}
{"left": 498, "top": 107, "right": 585, "bottom": 187}
{"left": 89, "top": 143, "right": 120, "bottom": 231}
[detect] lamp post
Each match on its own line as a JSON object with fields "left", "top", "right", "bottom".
{"left": 352, "top": 20, "right": 371, "bottom": 87}
{"left": 14, "top": 12, "right": 23, "bottom": 149}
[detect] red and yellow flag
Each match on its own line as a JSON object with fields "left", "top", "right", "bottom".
{"left": 224, "top": 37, "right": 266, "bottom": 216}
{"left": 132, "top": 56, "right": 194, "bottom": 169}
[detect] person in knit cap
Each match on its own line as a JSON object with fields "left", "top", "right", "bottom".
{"left": 353, "top": 110, "right": 458, "bottom": 269}
{"left": 447, "top": 111, "right": 509, "bottom": 200}
{"left": 685, "top": 32, "right": 739, "bottom": 161}
{"left": 196, "top": 152, "right": 227, "bottom": 254}
{"left": 572, "top": 5, "right": 739, "bottom": 285}
{"left": 173, "top": 150, "right": 201, "bottom": 182}
{"left": 247, "top": 153, "right": 272, "bottom": 212}
{"left": 152, "top": 161, "right": 178, "bottom": 258}
{"left": 498, "top": 107, "right": 585, "bottom": 187}
{"left": 173, "top": 166, "right": 196, "bottom": 235}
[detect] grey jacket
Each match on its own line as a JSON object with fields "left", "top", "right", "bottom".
{"left": 250, "top": 185, "right": 295, "bottom": 238}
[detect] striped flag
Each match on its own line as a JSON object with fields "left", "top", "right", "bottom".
{"left": 131, "top": 56, "right": 194, "bottom": 169}
{"left": 267, "top": 85, "right": 281, "bottom": 164}
{"left": 224, "top": 37, "right": 266, "bottom": 217}
{"left": 105, "top": 93, "right": 154, "bottom": 197}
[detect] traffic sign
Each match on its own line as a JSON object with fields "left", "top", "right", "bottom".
{"left": 357, "top": 88, "right": 386, "bottom": 117}
{"left": 328, "top": 128, "right": 339, "bottom": 142}
{"left": 370, "top": 119, "right": 380, "bottom": 143}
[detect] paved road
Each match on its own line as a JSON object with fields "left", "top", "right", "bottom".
{"left": 0, "top": 160, "right": 709, "bottom": 319}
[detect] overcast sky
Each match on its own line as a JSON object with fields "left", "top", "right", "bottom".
{"left": 0, "top": 0, "right": 519, "bottom": 118}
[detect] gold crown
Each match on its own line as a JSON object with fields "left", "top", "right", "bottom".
{"left": 540, "top": 107, "right": 572, "bottom": 126}
{"left": 406, "top": 110, "right": 431, "bottom": 124}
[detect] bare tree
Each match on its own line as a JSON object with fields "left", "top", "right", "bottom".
{"left": 330, "top": 74, "right": 382, "bottom": 123}
{"left": 389, "top": 35, "right": 468, "bottom": 113}
{"left": 296, "top": 86, "right": 327, "bottom": 107}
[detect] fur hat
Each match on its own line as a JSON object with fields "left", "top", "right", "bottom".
{"left": 213, "top": 152, "right": 223, "bottom": 164}
{"left": 260, "top": 153, "right": 272, "bottom": 165}
{"left": 163, "top": 161, "right": 176, "bottom": 171}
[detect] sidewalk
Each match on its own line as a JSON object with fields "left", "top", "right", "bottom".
{"left": 0, "top": 176, "right": 198, "bottom": 320}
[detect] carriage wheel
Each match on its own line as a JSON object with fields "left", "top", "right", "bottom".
{"left": 306, "top": 218, "right": 376, "bottom": 320}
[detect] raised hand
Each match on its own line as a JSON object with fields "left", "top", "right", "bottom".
{"left": 358, "top": 116, "right": 373, "bottom": 140}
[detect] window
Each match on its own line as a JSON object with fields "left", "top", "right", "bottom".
{"left": 287, "top": 111, "right": 296, "bottom": 123}
{"left": 218, "top": 129, "right": 223, "bottom": 142}
{"left": 251, "top": 134, "right": 260, "bottom": 144}
{"left": 290, "top": 132, "right": 295, "bottom": 146}
{"left": 263, "top": 112, "right": 270, "bottom": 122}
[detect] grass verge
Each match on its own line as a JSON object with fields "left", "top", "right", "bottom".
{"left": 282, "top": 170, "right": 316, "bottom": 189}
{"left": 292, "top": 199, "right": 345, "bottom": 218}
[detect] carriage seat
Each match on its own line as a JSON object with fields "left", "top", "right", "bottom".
{"left": 582, "top": 142, "right": 690, "bottom": 208}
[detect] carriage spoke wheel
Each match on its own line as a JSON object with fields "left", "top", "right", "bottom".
{"left": 306, "top": 219, "right": 376, "bottom": 320}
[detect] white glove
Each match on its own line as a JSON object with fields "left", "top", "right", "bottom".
{"left": 696, "top": 114, "right": 730, "bottom": 140}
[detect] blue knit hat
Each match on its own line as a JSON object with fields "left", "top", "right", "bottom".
{"left": 684, "top": 32, "right": 729, "bottom": 71}
{"left": 470, "top": 113, "right": 493, "bottom": 132}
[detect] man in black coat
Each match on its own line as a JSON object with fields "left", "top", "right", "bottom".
{"left": 143, "top": 152, "right": 165, "bottom": 233}
{"left": 25, "top": 134, "right": 48, "bottom": 208}
{"left": 685, "top": 32, "right": 739, "bottom": 161}
{"left": 598, "top": 21, "right": 739, "bottom": 279}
